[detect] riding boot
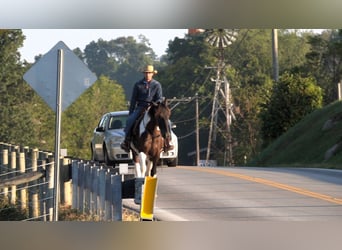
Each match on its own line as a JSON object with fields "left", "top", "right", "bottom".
{"left": 164, "top": 136, "right": 174, "bottom": 152}
{"left": 120, "top": 135, "right": 131, "bottom": 152}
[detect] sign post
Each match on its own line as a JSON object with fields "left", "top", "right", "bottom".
{"left": 24, "top": 41, "right": 97, "bottom": 221}
{"left": 53, "top": 49, "right": 63, "bottom": 221}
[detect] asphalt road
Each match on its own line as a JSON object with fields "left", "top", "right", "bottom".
{"left": 123, "top": 166, "right": 342, "bottom": 221}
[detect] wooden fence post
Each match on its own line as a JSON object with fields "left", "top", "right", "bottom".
{"left": 1, "top": 149, "right": 9, "bottom": 201}
{"left": 63, "top": 177, "right": 72, "bottom": 207}
{"left": 61, "top": 157, "right": 72, "bottom": 207}
{"left": 39, "top": 157, "right": 48, "bottom": 221}
{"left": 1, "top": 149, "right": 8, "bottom": 173}
{"left": 30, "top": 148, "right": 39, "bottom": 219}
{"left": 19, "top": 152, "right": 27, "bottom": 212}
{"left": 46, "top": 156, "right": 54, "bottom": 221}
{"left": 10, "top": 151, "right": 16, "bottom": 205}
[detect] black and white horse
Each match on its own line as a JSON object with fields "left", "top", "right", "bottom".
{"left": 130, "top": 99, "right": 171, "bottom": 177}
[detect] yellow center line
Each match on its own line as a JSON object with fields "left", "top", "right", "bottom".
{"left": 178, "top": 166, "right": 342, "bottom": 205}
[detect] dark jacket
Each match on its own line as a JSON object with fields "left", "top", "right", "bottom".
{"left": 129, "top": 78, "right": 163, "bottom": 114}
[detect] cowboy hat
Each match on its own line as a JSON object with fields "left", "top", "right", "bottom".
{"left": 142, "top": 65, "right": 158, "bottom": 74}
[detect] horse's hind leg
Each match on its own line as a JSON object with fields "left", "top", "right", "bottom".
{"left": 134, "top": 162, "right": 142, "bottom": 178}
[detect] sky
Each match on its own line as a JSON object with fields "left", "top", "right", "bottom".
{"left": 19, "top": 29, "right": 188, "bottom": 63}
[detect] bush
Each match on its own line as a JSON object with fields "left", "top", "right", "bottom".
{"left": 0, "top": 198, "right": 28, "bottom": 221}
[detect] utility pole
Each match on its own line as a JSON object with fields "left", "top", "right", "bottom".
{"left": 272, "top": 29, "right": 279, "bottom": 82}
{"left": 168, "top": 97, "right": 194, "bottom": 110}
{"left": 195, "top": 93, "right": 200, "bottom": 166}
{"left": 224, "top": 76, "right": 233, "bottom": 166}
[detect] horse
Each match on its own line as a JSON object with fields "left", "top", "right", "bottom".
{"left": 129, "top": 99, "right": 171, "bottom": 177}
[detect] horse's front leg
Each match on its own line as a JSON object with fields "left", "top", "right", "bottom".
{"left": 138, "top": 152, "right": 147, "bottom": 177}
{"left": 146, "top": 159, "right": 153, "bottom": 177}
{"left": 133, "top": 155, "right": 142, "bottom": 177}
{"left": 150, "top": 159, "right": 158, "bottom": 177}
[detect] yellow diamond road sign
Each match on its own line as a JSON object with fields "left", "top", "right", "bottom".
{"left": 23, "top": 41, "right": 97, "bottom": 112}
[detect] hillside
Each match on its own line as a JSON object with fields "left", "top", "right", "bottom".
{"left": 251, "top": 101, "right": 342, "bottom": 169}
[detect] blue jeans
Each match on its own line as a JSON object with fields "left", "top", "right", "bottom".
{"left": 124, "top": 106, "right": 145, "bottom": 137}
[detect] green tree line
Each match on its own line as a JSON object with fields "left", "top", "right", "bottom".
{"left": 0, "top": 29, "right": 341, "bottom": 165}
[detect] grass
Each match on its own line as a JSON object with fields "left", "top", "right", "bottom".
{"left": 251, "top": 101, "right": 342, "bottom": 169}
{"left": 59, "top": 205, "right": 140, "bottom": 221}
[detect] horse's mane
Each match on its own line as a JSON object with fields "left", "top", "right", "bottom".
{"left": 150, "top": 99, "right": 170, "bottom": 119}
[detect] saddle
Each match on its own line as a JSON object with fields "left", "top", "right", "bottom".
{"left": 129, "top": 105, "right": 173, "bottom": 152}
{"left": 131, "top": 109, "right": 147, "bottom": 138}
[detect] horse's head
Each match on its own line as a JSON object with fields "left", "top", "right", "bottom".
{"left": 151, "top": 98, "right": 171, "bottom": 121}
{"left": 147, "top": 98, "right": 172, "bottom": 138}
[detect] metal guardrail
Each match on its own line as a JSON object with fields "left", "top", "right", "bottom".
{"left": 0, "top": 142, "right": 157, "bottom": 221}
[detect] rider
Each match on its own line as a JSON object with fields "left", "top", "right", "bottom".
{"left": 120, "top": 65, "right": 174, "bottom": 152}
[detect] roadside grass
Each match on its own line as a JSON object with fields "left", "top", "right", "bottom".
{"left": 251, "top": 101, "right": 342, "bottom": 169}
{"left": 59, "top": 205, "right": 140, "bottom": 221}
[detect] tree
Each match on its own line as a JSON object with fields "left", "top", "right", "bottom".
{"left": 207, "top": 29, "right": 274, "bottom": 164}
{"left": 260, "top": 72, "right": 323, "bottom": 146}
{"left": 228, "top": 29, "right": 273, "bottom": 87}
{"left": 83, "top": 36, "right": 157, "bottom": 98}
{"left": 27, "top": 92, "right": 55, "bottom": 150}
{"left": 278, "top": 29, "right": 312, "bottom": 74}
{"left": 295, "top": 29, "right": 342, "bottom": 104}
{"left": 0, "top": 29, "right": 35, "bottom": 145}
{"left": 61, "top": 76, "right": 127, "bottom": 158}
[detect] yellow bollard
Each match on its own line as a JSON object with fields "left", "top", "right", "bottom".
{"left": 140, "top": 176, "right": 158, "bottom": 221}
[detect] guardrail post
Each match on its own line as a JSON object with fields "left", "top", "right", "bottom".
{"left": 134, "top": 177, "right": 144, "bottom": 204}
{"left": 111, "top": 174, "right": 122, "bottom": 221}
{"left": 104, "top": 169, "right": 111, "bottom": 221}
{"left": 84, "top": 162, "right": 91, "bottom": 214}
{"left": 98, "top": 167, "right": 106, "bottom": 220}
{"left": 90, "top": 164, "right": 98, "bottom": 216}
{"left": 71, "top": 160, "right": 79, "bottom": 210}
{"left": 78, "top": 161, "right": 85, "bottom": 213}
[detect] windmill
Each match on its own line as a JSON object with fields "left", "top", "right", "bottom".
{"left": 204, "top": 29, "right": 237, "bottom": 166}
